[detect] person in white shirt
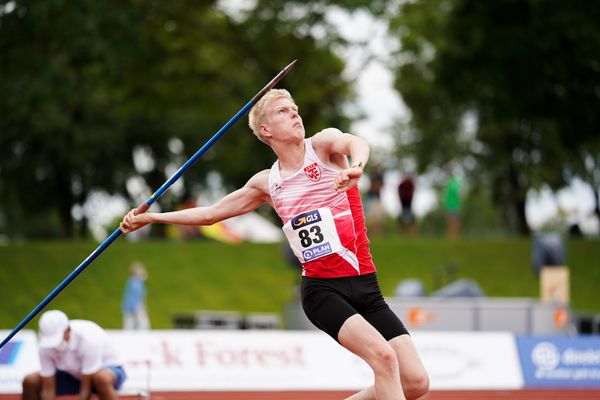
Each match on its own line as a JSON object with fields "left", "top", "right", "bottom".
{"left": 22, "top": 310, "right": 126, "bottom": 400}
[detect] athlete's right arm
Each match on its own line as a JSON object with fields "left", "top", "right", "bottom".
{"left": 120, "top": 170, "right": 271, "bottom": 234}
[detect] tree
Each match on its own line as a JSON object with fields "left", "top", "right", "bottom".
{"left": 389, "top": 0, "right": 600, "bottom": 234}
{"left": 566, "top": 139, "right": 600, "bottom": 224}
{"left": 0, "top": 0, "right": 361, "bottom": 238}
{"left": 1, "top": 0, "right": 144, "bottom": 237}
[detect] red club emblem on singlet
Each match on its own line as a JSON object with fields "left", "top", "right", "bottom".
{"left": 303, "top": 162, "right": 322, "bottom": 182}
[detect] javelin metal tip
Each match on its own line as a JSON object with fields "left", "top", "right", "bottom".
{"left": 285, "top": 59, "right": 298, "bottom": 71}
{"left": 251, "top": 59, "right": 299, "bottom": 104}
{"left": 278, "top": 59, "right": 298, "bottom": 79}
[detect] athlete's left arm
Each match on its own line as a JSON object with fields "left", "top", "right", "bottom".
{"left": 312, "top": 128, "right": 370, "bottom": 193}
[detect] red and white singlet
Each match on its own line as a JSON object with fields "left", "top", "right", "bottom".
{"left": 269, "top": 138, "right": 376, "bottom": 278}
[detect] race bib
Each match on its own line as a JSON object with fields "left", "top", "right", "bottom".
{"left": 282, "top": 208, "right": 343, "bottom": 263}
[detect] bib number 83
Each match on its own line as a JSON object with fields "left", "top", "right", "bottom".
{"left": 298, "top": 226, "right": 324, "bottom": 248}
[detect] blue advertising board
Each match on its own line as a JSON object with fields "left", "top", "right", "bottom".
{"left": 0, "top": 341, "right": 22, "bottom": 365}
{"left": 517, "top": 335, "right": 600, "bottom": 388}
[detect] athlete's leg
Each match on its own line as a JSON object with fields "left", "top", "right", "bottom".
{"left": 21, "top": 373, "right": 41, "bottom": 400}
{"left": 338, "top": 314, "right": 405, "bottom": 400}
{"left": 348, "top": 274, "right": 429, "bottom": 400}
{"left": 343, "top": 335, "right": 429, "bottom": 400}
{"left": 91, "top": 368, "right": 118, "bottom": 400}
{"left": 344, "top": 385, "right": 375, "bottom": 400}
{"left": 389, "top": 335, "right": 429, "bottom": 399}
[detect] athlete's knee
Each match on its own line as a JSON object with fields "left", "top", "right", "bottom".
{"left": 22, "top": 373, "right": 42, "bottom": 400}
{"left": 371, "top": 345, "right": 399, "bottom": 376}
{"left": 22, "top": 373, "right": 40, "bottom": 391}
{"left": 92, "top": 371, "right": 114, "bottom": 394}
{"left": 403, "top": 370, "right": 429, "bottom": 399}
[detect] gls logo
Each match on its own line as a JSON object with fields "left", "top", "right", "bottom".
{"left": 292, "top": 210, "right": 321, "bottom": 230}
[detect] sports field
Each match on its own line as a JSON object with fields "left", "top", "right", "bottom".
{"left": 1, "top": 237, "right": 598, "bottom": 330}
{"left": 2, "top": 389, "right": 600, "bottom": 399}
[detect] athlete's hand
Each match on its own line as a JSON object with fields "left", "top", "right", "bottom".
{"left": 120, "top": 209, "right": 152, "bottom": 234}
{"left": 334, "top": 166, "right": 363, "bottom": 193}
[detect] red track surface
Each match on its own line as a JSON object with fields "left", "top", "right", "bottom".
{"left": 3, "top": 390, "right": 600, "bottom": 399}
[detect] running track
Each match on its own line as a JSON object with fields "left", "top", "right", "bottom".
{"left": 3, "top": 390, "right": 600, "bottom": 399}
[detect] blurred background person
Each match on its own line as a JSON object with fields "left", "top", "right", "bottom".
{"left": 22, "top": 310, "right": 126, "bottom": 400}
{"left": 122, "top": 262, "right": 150, "bottom": 330}
{"left": 365, "top": 165, "right": 386, "bottom": 235}
{"left": 444, "top": 173, "right": 462, "bottom": 238}
{"left": 398, "top": 174, "right": 417, "bottom": 234}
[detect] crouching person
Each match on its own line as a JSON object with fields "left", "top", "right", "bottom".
{"left": 22, "top": 310, "right": 126, "bottom": 400}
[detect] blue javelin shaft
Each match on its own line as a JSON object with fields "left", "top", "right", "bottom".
{"left": 137, "top": 100, "right": 255, "bottom": 212}
{"left": 0, "top": 228, "right": 122, "bottom": 349}
{"left": 0, "top": 60, "right": 297, "bottom": 350}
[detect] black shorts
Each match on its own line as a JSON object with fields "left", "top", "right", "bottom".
{"left": 301, "top": 272, "right": 409, "bottom": 342}
{"left": 54, "top": 366, "right": 126, "bottom": 395}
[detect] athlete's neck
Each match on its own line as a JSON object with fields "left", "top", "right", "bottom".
{"left": 275, "top": 139, "right": 306, "bottom": 179}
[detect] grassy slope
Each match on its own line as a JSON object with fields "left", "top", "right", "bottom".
{"left": 0, "top": 237, "right": 598, "bottom": 330}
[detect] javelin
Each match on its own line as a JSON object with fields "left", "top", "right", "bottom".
{"left": 0, "top": 59, "right": 298, "bottom": 349}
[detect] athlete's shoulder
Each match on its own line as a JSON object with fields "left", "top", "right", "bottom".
{"left": 310, "top": 127, "right": 345, "bottom": 154}
{"left": 71, "top": 319, "right": 104, "bottom": 335}
{"left": 311, "top": 128, "right": 344, "bottom": 142}
{"left": 246, "top": 169, "right": 270, "bottom": 192}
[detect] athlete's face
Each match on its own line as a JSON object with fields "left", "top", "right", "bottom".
{"left": 260, "top": 97, "right": 304, "bottom": 142}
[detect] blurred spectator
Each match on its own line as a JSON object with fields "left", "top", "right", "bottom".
{"left": 568, "top": 223, "right": 583, "bottom": 237}
{"left": 444, "top": 174, "right": 462, "bottom": 237}
{"left": 22, "top": 310, "right": 126, "bottom": 400}
{"left": 531, "top": 232, "right": 566, "bottom": 275}
{"left": 122, "top": 262, "right": 150, "bottom": 330}
{"left": 365, "top": 166, "right": 385, "bottom": 234}
{"left": 398, "top": 174, "right": 417, "bottom": 233}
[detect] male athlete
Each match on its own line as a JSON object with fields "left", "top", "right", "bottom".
{"left": 22, "top": 310, "right": 126, "bottom": 400}
{"left": 120, "top": 89, "right": 429, "bottom": 400}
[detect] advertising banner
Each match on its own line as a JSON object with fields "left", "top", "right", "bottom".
{"left": 0, "top": 330, "right": 40, "bottom": 394}
{"left": 110, "top": 330, "right": 373, "bottom": 392}
{"left": 0, "top": 330, "right": 524, "bottom": 393}
{"left": 100, "top": 331, "right": 526, "bottom": 392}
{"left": 415, "top": 332, "right": 523, "bottom": 390}
{"left": 517, "top": 335, "right": 600, "bottom": 388}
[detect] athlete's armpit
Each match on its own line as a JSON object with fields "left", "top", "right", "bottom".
{"left": 205, "top": 170, "right": 271, "bottom": 223}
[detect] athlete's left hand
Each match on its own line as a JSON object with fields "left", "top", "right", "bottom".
{"left": 334, "top": 166, "right": 363, "bottom": 193}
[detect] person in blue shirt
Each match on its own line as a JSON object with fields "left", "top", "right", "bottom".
{"left": 121, "top": 262, "right": 150, "bottom": 330}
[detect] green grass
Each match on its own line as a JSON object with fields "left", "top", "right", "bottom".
{"left": 0, "top": 237, "right": 598, "bottom": 330}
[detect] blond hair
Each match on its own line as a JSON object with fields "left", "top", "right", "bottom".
{"left": 248, "top": 88, "right": 295, "bottom": 143}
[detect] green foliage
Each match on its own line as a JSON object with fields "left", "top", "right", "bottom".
{"left": 4, "top": 0, "right": 599, "bottom": 241}
{"left": 1, "top": 0, "right": 142, "bottom": 237}
{"left": 389, "top": 0, "right": 600, "bottom": 234}
{"left": 0, "top": 0, "right": 355, "bottom": 239}
{"left": 0, "top": 237, "right": 598, "bottom": 329}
